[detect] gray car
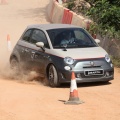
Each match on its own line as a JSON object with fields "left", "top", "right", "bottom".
{"left": 10, "top": 24, "right": 114, "bottom": 87}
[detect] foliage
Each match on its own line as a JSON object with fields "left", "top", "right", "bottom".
{"left": 65, "top": 0, "right": 90, "bottom": 15}
{"left": 86, "top": 0, "right": 120, "bottom": 7}
{"left": 111, "top": 56, "right": 120, "bottom": 68}
{"left": 66, "top": 0, "right": 120, "bottom": 40}
{"left": 67, "top": 1, "right": 75, "bottom": 10}
{"left": 85, "top": 0, "right": 120, "bottom": 40}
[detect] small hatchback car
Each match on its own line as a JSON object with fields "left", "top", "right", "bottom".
{"left": 10, "top": 24, "right": 114, "bottom": 87}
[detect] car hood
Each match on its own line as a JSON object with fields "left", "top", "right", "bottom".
{"left": 46, "top": 47, "right": 107, "bottom": 59}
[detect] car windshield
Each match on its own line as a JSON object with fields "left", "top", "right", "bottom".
{"left": 47, "top": 28, "right": 97, "bottom": 49}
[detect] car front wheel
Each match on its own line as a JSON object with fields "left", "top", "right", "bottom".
{"left": 48, "top": 65, "right": 60, "bottom": 87}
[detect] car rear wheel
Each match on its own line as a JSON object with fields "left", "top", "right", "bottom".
{"left": 48, "top": 65, "right": 60, "bottom": 87}
{"left": 10, "top": 57, "right": 20, "bottom": 75}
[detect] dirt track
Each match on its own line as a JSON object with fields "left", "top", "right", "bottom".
{"left": 0, "top": 0, "right": 120, "bottom": 120}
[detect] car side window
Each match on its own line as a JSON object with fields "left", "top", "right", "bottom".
{"left": 22, "top": 29, "right": 32, "bottom": 42}
{"left": 30, "top": 29, "right": 50, "bottom": 48}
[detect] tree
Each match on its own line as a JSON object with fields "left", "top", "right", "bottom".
{"left": 66, "top": 0, "right": 120, "bottom": 40}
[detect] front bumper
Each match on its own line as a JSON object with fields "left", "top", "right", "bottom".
{"left": 57, "top": 58, "right": 114, "bottom": 83}
{"left": 54, "top": 58, "right": 114, "bottom": 83}
{"left": 58, "top": 68, "right": 114, "bottom": 83}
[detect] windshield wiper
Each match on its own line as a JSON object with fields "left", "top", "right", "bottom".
{"left": 77, "top": 44, "right": 95, "bottom": 47}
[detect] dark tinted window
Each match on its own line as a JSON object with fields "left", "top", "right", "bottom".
{"left": 30, "top": 29, "right": 50, "bottom": 48}
{"left": 47, "top": 28, "right": 97, "bottom": 48}
{"left": 22, "top": 29, "right": 32, "bottom": 42}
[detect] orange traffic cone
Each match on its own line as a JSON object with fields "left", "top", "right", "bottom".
{"left": 7, "top": 34, "right": 12, "bottom": 51}
{"left": 64, "top": 72, "right": 84, "bottom": 105}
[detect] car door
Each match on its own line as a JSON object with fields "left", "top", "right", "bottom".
{"left": 17, "top": 29, "right": 33, "bottom": 69}
{"left": 26, "top": 29, "right": 50, "bottom": 74}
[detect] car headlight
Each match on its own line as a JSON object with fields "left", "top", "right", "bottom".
{"left": 64, "top": 57, "right": 74, "bottom": 65}
{"left": 105, "top": 54, "right": 111, "bottom": 62}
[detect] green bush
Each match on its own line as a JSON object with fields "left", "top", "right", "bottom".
{"left": 66, "top": 0, "right": 120, "bottom": 40}
{"left": 67, "top": 1, "right": 75, "bottom": 10}
{"left": 111, "top": 56, "right": 120, "bottom": 67}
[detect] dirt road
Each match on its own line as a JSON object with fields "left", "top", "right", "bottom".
{"left": 0, "top": 0, "right": 120, "bottom": 120}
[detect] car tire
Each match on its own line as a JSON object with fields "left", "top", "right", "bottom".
{"left": 48, "top": 65, "right": 60, "bottom": 87}
{"left": 10, "top": 57, "right": 21, "bottom": 76}
{"left": 102, "top": 81, "right": 110, "bottom": 84}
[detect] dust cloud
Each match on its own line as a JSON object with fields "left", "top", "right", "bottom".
{"left": 0, "top": 0, "right": 50, "bottom": 84}
{"left": 0, "top": 60, "right": 46, "bottom": 85}
{"left": 0, "top": 44, "right": 11, "bottom": 77}
{"left": 0, "top": 31, "right": 46, "bottom": 85}
{"left": 0, "top": 32, "right": 39, "bottom": 84}
{"left": 0, "top": 46, "right": 45, "bottom": 85}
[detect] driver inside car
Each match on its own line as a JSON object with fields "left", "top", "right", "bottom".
{"left": 60, "top": 32, "right": 75, "bottom": 45}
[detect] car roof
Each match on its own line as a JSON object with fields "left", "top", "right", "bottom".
{"left": 27, "top": 24, "right": 82, "bottom": 31}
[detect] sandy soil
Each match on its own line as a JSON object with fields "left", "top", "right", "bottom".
{"left": 0, "top": 0, "right": 120, "bottom": 120}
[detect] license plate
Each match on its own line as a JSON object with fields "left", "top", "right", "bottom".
{"left": 84, "top": 70, "right": 104, "bottom": 76}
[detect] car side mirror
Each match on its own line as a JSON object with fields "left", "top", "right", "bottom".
{"left": 36, "top": 42, "right": 45, "bottom": 51}
{"left": 95, "top": 39, "right": 100, "bottom": 44}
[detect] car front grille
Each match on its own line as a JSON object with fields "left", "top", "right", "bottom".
{"left": 75, "top": 71, "right": 113, "bottom": 79}
{"left": 83, "top": 66, "right": 101, "bottom": 68}
{"left": 80, "top": 73, "right": 105, "bottom": 78}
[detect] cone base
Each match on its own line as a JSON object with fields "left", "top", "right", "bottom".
{"left": 64, "top": 100, "right": 84, "bottom": 105}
